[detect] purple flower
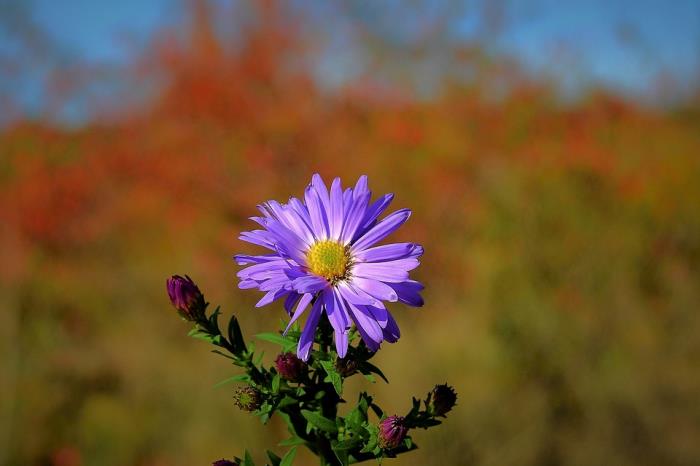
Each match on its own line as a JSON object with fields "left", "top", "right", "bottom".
{"left": 166, "top": 275, "right": 206, "bottom": 321}
{"left": 275, "top": 352, "right": 307, "bottom": 382}
{"left": 378, "top": 415, "right": 408, "bottom": 450}
{"left": 234, "top": 174, "right": 424, "bottom": 361}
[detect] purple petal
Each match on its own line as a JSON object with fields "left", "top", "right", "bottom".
{"left": 345, "top": 300, "right": 383, "bottom": 347}
{"left": 238, "top": 279, "right": 259, "bottom": 289}
{"left": 264, "top": 200, "right": 314, "bottom": 246}
{"left": 256, "top": 289, "right": 287, "bottom": 308}
{"left": 292, "top": 275, "right": 328, "bottom": 293}
{"left": 388, "top": 280, "right": 424, "bottom": 307}
{"left": 233, "top": 254, "right": 279, "bottom": 265}
{"left": 329, "top": 177, "right": 344, "bottom": 240}
{"left": 352, "top": 260, "right": 418, "bottom": 283}
{"left": 354, "top": 243, "right": 419, "bottom": 262}
{"left": 408, "top": 244, "right": 424, "bottom": 259}
{"left": 324, "top": 289, "right": 350, "bottom": 332}
{"left": 353, "top": 175, "right": 369, "bottom": 201}
{"left": 329, "top": 289, "right": 351, "bottom": 357}
{"left": 264, "top": 219, "right": 308, "bottom": 264}
{"left": 351, "top": 208, "right": 411, "bottom": 252}
{"left": 364, "top": 302, "right": 389, "bottom": 328}
{"left": 311, "top": 173, "right": 331, "bottom": 212}
{"left": 335, "top": 329, "right": 349, "bottom": 358}
{"left": 382, "top": 311, "right": 401, "bottom": 343}
{"left": 239, "top": 230, "right": 276, "bottom": 250}
{"left": 259, "top": 275, "right": 292, "bottom": 291}
{"left": 237, "top": 260, "right": 289, "bottom": 280}
{"left": 336, "top": 282, "right": 381, "bottom": 307}
{"left": 298, "top": 298, "right": 323, "bottom": 361}
{"left": 283, "top": 293, "right": 301, "bottom": 315}
{"left": 341, "top": 191, "right": 371, "bottom": 245}
{"left": 343, "top": 188, "right": 353, "bottom": 212}
{"left": 284, "top": 293, "right": 314, "bottom": 335}
{"left": 351, "top": 277, "right": 398, "bottom": 303}
{"left": 353, "top": 193, "right": 394, "bottom": 241}
{"left": 288, "top": 197, "right": 314, "bottom": 233}
{"left": 305, "top": 185, "right": 329, "bottom": 240}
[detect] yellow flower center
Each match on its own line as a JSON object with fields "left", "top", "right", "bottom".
{"left": 306, "top": 240, "right": 350, "bottom": 283}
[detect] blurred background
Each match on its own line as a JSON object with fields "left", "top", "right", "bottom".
{"left": 1, "top": 0, "right": 699, "bottom": 465}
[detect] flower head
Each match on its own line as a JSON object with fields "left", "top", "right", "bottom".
{"left": 378, "top": 415, "right": 408, "bottom": 450}
{"left": 235, "top": 174, "right": 424, "bottom": 360}
{"left": 166, "top": 275, "right": 206, "bottom": 322}
{"left": 275, "top": 352, "right": 307, "bottom": 382}
{"left": 233, "top": 386, "right": 263, "bottom": 412}
{"left": 429, "top": 383, "right": 457, "bottom": 417}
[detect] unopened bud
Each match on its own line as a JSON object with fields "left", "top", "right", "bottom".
{"left": 335, "top": 358, "right": 358, "bottom": 377}
{"left": 429, "top": 383, "right": 457, "bottom": 417}
{"left": 166, "top": 275, "right": 206, "bottom": 322}
{"left": 378, "top": 415, "right": 408, "bottom": 450}
{"left": 275, "top": 352, "right": 307, "bottom": 382}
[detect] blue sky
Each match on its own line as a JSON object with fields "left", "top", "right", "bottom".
{"left": 1, "top": 0, "right": 698, "bottom": 123}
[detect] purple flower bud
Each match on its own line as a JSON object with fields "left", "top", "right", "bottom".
{"left": 275, "top": 352, "right": 307, "bottom": 382}
{"left": 212, "top": 460, "right": 239, "bottom": 466}
{"left": 233, "top": 386, "right": 263, "bottom": 412}
{"left": 166, "top": 275, "right": 206, "bottom": 322}
{"left": 429, "top": 383, "right": 457, "bottom": 417}
{"left": 378, "top": 415, "right": 408, "bottom": 450}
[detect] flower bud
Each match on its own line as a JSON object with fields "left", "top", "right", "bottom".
{"left": 212, "top": 460, "right": 240, "bottom": 466}
{"left": 335, "top": 357, "right": 358, "bottom": 377}
{"left": 429, "top": 383, "right": 457, "bottom": 417}
{"left": 166, "top": 275, "right": 206, "bottom": 322}
{"left": 275, "top": 352, "right": 307, "bottom": 382}
{"left": 378, "top": 415, "right": 408, "bottom": 450}
{"left": 233, "top": 386, "right": 263, "bottom": 412}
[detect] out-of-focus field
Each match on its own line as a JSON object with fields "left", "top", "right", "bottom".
{"left": 1, "top": 2, "right": 699, "bottom": 465}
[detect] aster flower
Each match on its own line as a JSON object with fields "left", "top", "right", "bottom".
{"left": 378, "top": 415, "right": 408, "bottom": 450}
{"left": 234, "top": 174, "right": 424, "bottom": 361}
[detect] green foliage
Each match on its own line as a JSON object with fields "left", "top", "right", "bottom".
{"left": 183, "top": 304, "right": 453, "bottom": 465}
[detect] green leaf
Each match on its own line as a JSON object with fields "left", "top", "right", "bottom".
{"left": 301, "top": 409, "right": 338, "bottom": 434}
{"left": 255, "top": 332, "right": 297, "bottom": 352}
{"left": 266, "top": 450, "right": 282, "bottom": 466}
{"left": 278, "top": 436, "right": 306, "bottom": 447}
{"left": 362, "top": 373, "right": 376, "bottom": 383}
{"left": 319, "top": 360, "right": 343, "bottom": 395}
{"left": 332, "top": 438, "right": 361, "bottom": 452}
{"left": 345, "top": 393, "right": 371, "bottom": 428}
{"left": 213, "top": 374, "right": 249, "bottom": 388}
{"left": 243, "top": 450, "right": 255, "bottom": 466}
{"left": 360, "top": 424, "right": 379, "bottom": 453}
{"left": 359, "top": 362, "right": 389, "bottom": 383}
{"left": 272, "top": 374, "right": 281, "bottom": 394}
{"left": 280, "top": 447, "right": 297, "bottom": 466}
{"left": 228, "top": 314, "right": 247, "bottom": 354}
{"left": 332, "top": 445, "right": 350, "bottom": 466}
{"left": 277, "top": 396, "right": 297, "bottom": 408}
{"left": 208, "top": 306, "right": 221, "bottom": 330}
{"left": 211, "top": 349, "right": 236, "bottom": 360}
{"left": 254, "top": 350, "right": 265, "bottom": 365}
